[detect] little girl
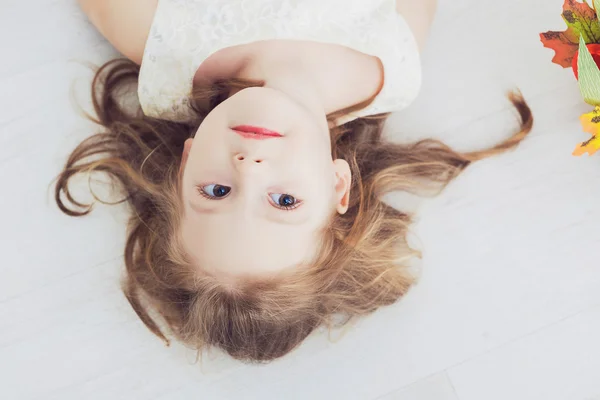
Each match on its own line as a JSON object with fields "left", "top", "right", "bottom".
{"left": 56, "top": 0, "right": 532, "bottom": 362}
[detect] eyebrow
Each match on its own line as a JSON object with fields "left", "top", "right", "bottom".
{"left": 188, "top": 201, "right": 217, "bottom": 214}
{"left": 264, "top": 209, "right": 310, "bottom": 225}
{"left": 188, "top": 200, "right": 310, "bottom": 225}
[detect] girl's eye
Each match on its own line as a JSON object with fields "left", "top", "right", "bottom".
{"left": 199, "top": 184, "right": 231, "bottom": 199}
{"left": 269, "top": 193, "right": 301, "bottom": 210}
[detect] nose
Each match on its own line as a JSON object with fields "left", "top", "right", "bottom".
{"left": 233, "top": 153, "right": 264, "bottom": 172}
{"left": 234, "top": 153, "right": 263, "bottom": 163}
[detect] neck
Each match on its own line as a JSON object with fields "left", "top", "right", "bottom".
{"left": 239, "top": 55, "right": 328, "bottom": 120}
{"left": 237, "top": 41, "right": 384, "bottom": 119}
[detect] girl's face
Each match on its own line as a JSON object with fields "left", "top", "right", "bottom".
{"left": 180, "top": 87, "right": 351, "bottom": 278}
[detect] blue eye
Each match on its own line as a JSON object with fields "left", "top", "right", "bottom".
{"left": 199, "top": 184, "right": 231, "bottom": 199}
{"left": 269, "top": 193, "right": 300, "bottom": 210}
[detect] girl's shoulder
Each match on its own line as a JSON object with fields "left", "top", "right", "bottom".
{"left": 77, "top": 0, "right": 158, "bottom": 64}
{"left": 395, "top": 0, "right": 437, "bottom": 50}
{"left": 78, "top": 0, "right": 437, "bottom": 65}
{"left": 138, "top": 0, "right": 423, "bottom": 122}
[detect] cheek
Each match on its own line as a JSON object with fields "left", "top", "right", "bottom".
{"left": 303, "top": 164, "right": 337, "bottom": 208}
{"left": 192, "top": 104, "right": 231, "bottom": 143}
{"left": 189, "top": 129, "right": 231, "bottom": 167}
{"left": 286, "top": 152, "right": 333, "bottom": 188}
{"left": 287, "top": 132, "right": 332, "bottom": 161}
{"left": 181, "top": 167, "right": 198, "bottom": 202}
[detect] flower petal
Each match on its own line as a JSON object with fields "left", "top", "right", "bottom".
{"left": 580, "top": 106, "right": 600, "bottom": 135}
{"left": 573, "top": 135, "right": 600, "bottom": 155}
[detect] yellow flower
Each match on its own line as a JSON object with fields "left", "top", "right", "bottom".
{"left": 573, "top": 106, "right": 600, "bottom": 155}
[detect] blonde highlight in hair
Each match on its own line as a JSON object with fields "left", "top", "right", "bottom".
{"left": 55, "top": 58, "right": 533, "bottom": 362}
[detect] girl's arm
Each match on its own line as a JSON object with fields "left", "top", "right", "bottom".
{"left": 77, "top": 0, "right": 158, "bottom": 64}
{"left": 78, "top": 0, "right": 436, "bottom": 63}
{"left": 396, "top": 0, "right": 438, "bottom": 50}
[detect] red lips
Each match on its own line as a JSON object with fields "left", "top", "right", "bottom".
{"left": 232, "top": 125, "right": 282, "bottom": 140}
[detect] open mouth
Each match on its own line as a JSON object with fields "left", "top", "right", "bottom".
{"left": 232, "top": 125, "right": 283, "bottom": 140}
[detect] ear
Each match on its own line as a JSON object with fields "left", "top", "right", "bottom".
{"left": 179, "top": 138, "right": 194, "bottom": 175}
{"left": 332, "top": 159, "right": 352, "bottom": 215}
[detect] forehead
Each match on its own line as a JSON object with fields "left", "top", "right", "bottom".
{"left": 181, "top": 212, "right": 323, "bottom": 277}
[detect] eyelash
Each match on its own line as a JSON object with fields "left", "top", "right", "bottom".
{"left": 271, "top": 199, "right": 302, "bottom": 211}
{"left": 198, "top": 190, "right": 211, "bottom": 200}
{"left": 196, "top": 185, "right": 225, "bottom": 200}
{"left": 196, "top": 185, "right": 302, "bottom": 210}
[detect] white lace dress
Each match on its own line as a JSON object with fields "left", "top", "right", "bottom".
{"left": 138, "top": 0, "right": 422, "bottom": 124}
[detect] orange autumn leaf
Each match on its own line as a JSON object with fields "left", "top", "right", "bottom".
{"left": 563, "top": 0, "right": 600, "bottom": 25}
{"left": 540, "top": 27, "right": 580, "bottom": 67}
{"left": 540, "top": 0, "right": 600, "bottom": 68}
{"left": 573, "top": 106, "right": 600, "bottom": 155}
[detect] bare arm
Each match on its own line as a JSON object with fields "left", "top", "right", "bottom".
{"left": 396, "top": 0, "right": 438, "bottom": 51}
{"left": 77, "top": 0, "right": 436, "bottom": 63}
{"left": 77, "top": 0, "right": 158, "bottom": 64}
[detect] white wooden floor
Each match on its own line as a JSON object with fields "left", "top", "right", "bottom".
{"left": 2, "top": 1, "right": 600, "bottom": 399}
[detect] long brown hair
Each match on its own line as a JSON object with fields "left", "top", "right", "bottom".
{"left": 55, "top": 58, "right": 533, "bottom": 362}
